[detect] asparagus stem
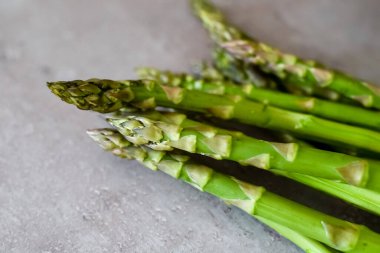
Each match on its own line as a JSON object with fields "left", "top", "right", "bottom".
{"left": 256, "top": 217, "right": 338, "bottom": 253}
{"left": 48, "top": 79, "right": 380, "bottom": 154}
{"left": 106, "top": 110, "right": 380, "bottom": 192}
{"left": 276, "top": 171, "right": 380, "bottom": 216}
{"left": 190, "top": 0, "right": 245, "bottom": 43}
{"left": 191, "top": 0, "right": 342, "bottom": 101}
{"left": 192, "top": 0, "right": 380, "bottom": 108}
{"left": 211, "top": 47, "right": 276, "bottom": 89}
{"left": 88, "top": 128, "right": 380, "bottom": 252}
{"left": 222, "top": 39, "right": 380, "bottom": 108}
{"left": 137, "top": 67, "right": 380, "bottom": 131}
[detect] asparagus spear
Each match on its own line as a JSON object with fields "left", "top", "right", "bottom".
{"left": 256, "top": 217, "right": 338, "bottom": 253}
{"left": 191, "top": 0, "right": 245, "bottom": 43}
{"left": 190, "top": 0, "right": 276, "bottom": 89}
{"left": 107, "top": 111, "right": 380, "bottom": 214}
{"left": 223, "top": 39, "right": 380, "bottom": 108}
{"left": 191, "top": 0, "right": 342, "bottom": 101}
{"left": 137, "top": 67, "right": 380, "bottom": 131}
{"left": 211, "top": 47, "right": 275, "bottom": 89}
{"left": 107, "top": 110, "right": 380, "bottom": 189}
{"left": 88, "top": 128, "right": 380, "bottom": 252}
{"left": 48, "top": 79, "right": 380, "bottom": 153}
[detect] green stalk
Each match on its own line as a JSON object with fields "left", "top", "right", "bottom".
{"left": 138, "top": 67, "right": 380, "bottom": 131}
{"left": 190, "top": 0, "right": 246, "bottom": 43}
{"left": 106, "top": 110, "right": 380, "bottom": 192}
{"left": 192, "top": 0, "right": 380, "bottom": 108}
{"left": 276, "top": 171, "right": 380, "bottom": 216}
{"left": 48, "top": 79, "right": 380, "bottom": 154}
{"left": 106, "top": 111, "right": 380, "bottom": 215}
{"left": 211, "top": 47, "right": 276, "bottom": 89}
{"left": 222, "top": 39, "right": 380, "bottom": 108}
{"left": 256, "top": 217, "right": 338, "bottom": 253}
{"left": 88, "top": 128, "right": 380, "bottom": 252}
{"left": 191, "top": 0, "right": 342, "bottom": 101}
{"left": 143, "top": 66, "right": 380, "bottom": 157}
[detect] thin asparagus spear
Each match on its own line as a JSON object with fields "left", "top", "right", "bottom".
{"left": 137, "top": 67, "right": 380, "bottom": 131}
{"left": 190, "top": 0, "right": 276, "bottom": 90}
{"left": 88, "top": 128, "right": 380, "bottom": 252}
{"left": 190, "top": 0, "right": 245, "bottom": 43}
{"left": 106, "top": 110, "right": 380, "bottom": 190}
{"left": 191, "top": 0, "right": 342, "bottom": 101}
{"left": 48, "top": 79, "right": 380, "bottom": 153}
{"left": 223, "top": 39, "right": 380, "bottom": 108}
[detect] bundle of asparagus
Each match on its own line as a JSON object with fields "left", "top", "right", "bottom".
{"left": 47, "top": 0, "right": 380, "bottom": 252}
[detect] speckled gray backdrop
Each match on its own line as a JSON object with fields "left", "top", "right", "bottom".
{"left": 1, "top": 0, "right": 380, "bottom": 252}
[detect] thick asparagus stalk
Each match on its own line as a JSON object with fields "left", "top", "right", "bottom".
{"left": 106, "top": 110, "right": 380, "bottom": 190}
{"left": 48, "top": 79, "right": 380, "bottom": 153}
{"left": 88, "top": 128, "right": 380, "bottom": 252}
{"left": 137, "top": 67, "right": 380, "bottom": 131}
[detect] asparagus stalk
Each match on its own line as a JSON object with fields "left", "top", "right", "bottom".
{"left": 222, "top": 39, "right": 380, "bottom": 108}
{"left": 191, "top": 0, "right": 245, "bottom": 43}
{"left": 185, "top": 65, "right": 380, "bottom": 158}
{"left": 275, "top": 171, "right": 380, "bottom": 216}
{"left": 107, "top": 111, "right": 380, "bottom": 215}
{"left": 48, "top": 79, "right": 380, "bottom": 154}
{"left": 107, "top": 110, "right": 380, "bottom": 190}
{"left": 137, "top": 67, "right": 380, "bottom": 131}
{"left": 191, "top": 0, "right": 342, "bottom": 101}
{"left": 211, "top": 47, "right": 275, "bottom": 89}
{"left": 190, "top": 0, "right": 275, "bottom": 89}
{"left": 256, "top": 217, "right": 338, "bottom": 253}
{"left": 88, "top": 128, "right": 380, "bottom": 252}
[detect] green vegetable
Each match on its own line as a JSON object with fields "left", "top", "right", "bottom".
{"left": 88, "top": 128, "right": 380, "bottom": 252}
{"left": 211, "top": 47, "right": 275, "bottom": 88}
{"left": 193, "top": 0, "right": 380, "bottom": 107}
{"left": 137, "top": 67, "right": 380, "bottom": 131}
{"left": 106, "top": 110, "right": 380, "bottom": 191}
{"left": 47, "top": 79, "right": 380, "bottom": 154}
{"left": 223, "top": 39, "right": 380, "bottom": 108}
{"left": 191, "top": 0, "right": 343, "bottom": 101}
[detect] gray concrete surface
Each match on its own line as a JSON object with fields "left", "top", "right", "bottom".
{"left": 1, "top": 0, "right": 380, "bottom": 252}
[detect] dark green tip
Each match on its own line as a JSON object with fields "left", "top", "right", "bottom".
{"left": 46, "top": 79, "right": 145, "bottom": 113}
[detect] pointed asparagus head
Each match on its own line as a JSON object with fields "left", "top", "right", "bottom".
{"left": 47, "top": 79, "right": 155, "bottom": 112}
{"left": 107, "top": 116, "right": 160, "bottom": 144}
{"left": 87, "top": 128, "right": 131, "bottom": 150}
{"left": 87, "top": 128, "right": 148, "bottom": 160}
{"left": 191, "top": 0, "right": 243, "bottom": 43}
{"left": 106, "top": 110, "right": 203, "bottom": 153}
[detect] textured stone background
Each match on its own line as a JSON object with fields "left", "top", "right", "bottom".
{"left": 1, "top": 0, "right": 380, "bottom": 252}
